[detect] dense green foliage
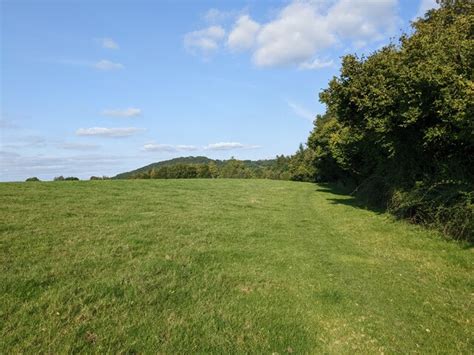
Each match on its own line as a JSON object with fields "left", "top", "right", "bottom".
{"left": 1, "top": 180, "right": 472, "bottom": 353}
{"left": 54, "top": 176, "right": 80, "bottom": 181}
{"left": 118, "top": 156, "right": 294, "bottom": 181}
{"left": 299, "top": 0, "right": 473, "bottom": 240}
{"left": 25, "top": 177, "right": 40, "bottom": 182}
{"left": 114, "top": 156, "right": 216, "bottom": 179}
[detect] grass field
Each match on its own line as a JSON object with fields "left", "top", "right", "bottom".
{"left": 1, "top": 179, "right": 472, "bottom": 353}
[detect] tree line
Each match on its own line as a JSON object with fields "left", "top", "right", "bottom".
{"left": 128, "top": 156, "right": 297, "bottom": 180}
{"left": 293, "top": 0, "right": 473, "bottom": 241}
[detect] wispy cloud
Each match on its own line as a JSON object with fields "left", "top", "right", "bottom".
{"left": 143, "top": 143, "right": 199, "bottom": 152}
{"left": 1, "top": 135, "right": 47, "bottom": 149}
{"left": 52, "top": 58, "right": 124, "bottom": 71}
{"left": 299, "top": 58, "right": 334, "bottom": 70}
{"left": 59, "top": 142, "right": 100, "bottom": 151}
{"left": 94, "top": 59, "right": 124, "bottom": 71}
{"left": 204, "top": 142, "right": 261, "bottom": 150}
{"left": 287, "top": 100, "right": 315, "bottom": 121}
{"left": 184, "top": 26, "right": 226, "bottom": 57}
{"left": 76, "top": 127, "right": 143, "bottom": 137}
{"left": 143, "top": 142, "right": 261, "bottom": 152}
{"left": 101, "top": 108, "right": 142, "bottom": 117}
{"left": 96, "top": 37, "right": 119, "bottom": 49}
{"left": 0, "top": 151, "right": 136, "bottom": 181}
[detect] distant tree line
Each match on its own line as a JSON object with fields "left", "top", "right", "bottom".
{"left": 54, "top": 176, "right": 80, "bottom": 181}
{"left": 290, "top": 0, "right": 473, "bottom": 241}
{"left": 90, "top": 176, "right": 111, "bottom": 180}
{"left": 26, "top": 176, "right": 112, "bottom": 181}
{"left": 128, "top": 156, "right": 296, "bottom": 180}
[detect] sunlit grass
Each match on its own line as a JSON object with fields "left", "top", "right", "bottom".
{"left": 1, "top": 179, "right": 472, "bottom": 353}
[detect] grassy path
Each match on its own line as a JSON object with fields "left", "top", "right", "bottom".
{"left": 1, "top": 179, "right": 472, "bottom": 353}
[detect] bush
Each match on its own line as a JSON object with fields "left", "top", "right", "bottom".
{"left": 25, "top": 177, "right": 40, "bottom": 182}
{"left": 54, "top": 176, "right": 79, "bottom": 181}
{"left": 389, "top": 181, "right": 473, "bottom": 242}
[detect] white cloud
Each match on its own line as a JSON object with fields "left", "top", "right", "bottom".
{"left": 253, "top": 2, "right": 335, "bottom": 67}
{"left": 176, "top": 145, "right": 199, "bottom": 151}
{"left": 204, "top": 142, "right": 260, "bottom": 150}
{"left": 287, "top": 100, "right": 315, "bottom": 121}
{"left": 101, "top": 108, "right": 142, "bottom": 117}
{"left": 76, "top": 127, "right": 143, "bottom": 137}
{"left": 143, "top": 144, "right": 198, "bottom": 152}
{"left": 205, "top": 142, "right": 244, "bottom": 150}
{"left": 299, "top": 58, "right": 334, "bottom": 70}
{"left": 189, "top": 0, "right": 401, "bottom": 68}
{"left": 227, "top": 15, "right": 260, "bottom": 51}
{"left": 97, "top": 37, "right": 119, "bottom": 49}
{"left": 144, "top": 142, "right": 260, "bottom": 152}
{"left": 415, "top": 0, "right": 439, "bottom": 19}
{"left": 94, "top": 59, "right": 124, "bottom": 71}
{"left": 326, "top": 0, "right": 399, "bottom": 42}
{"left": 184, "top": 26, "right": 226, "bottom": 56}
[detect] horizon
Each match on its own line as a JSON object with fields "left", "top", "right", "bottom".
{"left": 1, "top": 0, "right": 439, "bottom": 181}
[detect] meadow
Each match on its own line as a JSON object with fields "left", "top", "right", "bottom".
{"left": 1, "top": 179, "right": 472, "bottom": 353}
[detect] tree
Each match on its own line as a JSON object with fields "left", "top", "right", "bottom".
{"left": 208, "top": 162, "right": 219, "bottom": 178}
{"left": 197, "top": 164, "right": 212, "bottom": 178}
{"left": 288, "top": 144, "right": 316, "bottom": 182}
{"left": 303, "top": 0, "right": 473, "bottom": 239}
{"left": 220, "top": 158, "right": 253, "bottom": 178}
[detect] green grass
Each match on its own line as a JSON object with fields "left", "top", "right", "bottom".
{"left": 1, "top": 179, "right": 472, "bottom": 353}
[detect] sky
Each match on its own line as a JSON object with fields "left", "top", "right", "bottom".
{"left": 1, "top": 0, "right": 439, "bottom": 181}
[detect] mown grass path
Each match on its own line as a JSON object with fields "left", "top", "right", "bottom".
{"left": 1, "top": 179, "right": 472, "bottom": 353}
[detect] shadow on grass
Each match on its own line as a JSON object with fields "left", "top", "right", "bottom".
{"left": 315, "top": 183, "right": 386, "bottom": 215}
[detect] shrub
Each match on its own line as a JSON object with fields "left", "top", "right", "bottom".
{"left": 25, "top": 177, "right": 40, "bottom": 182}
{"left": 389, "top": 181, "right": 473, "bottom": 242}
{"left": 55, "top": 176, "right": 79, "bottom": 181}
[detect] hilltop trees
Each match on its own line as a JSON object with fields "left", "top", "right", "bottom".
{"left": 127, "top": 158, "right": 299, "bottom": 180}
{"left": 220, "top": 158, "right": 253, "bottom": 179}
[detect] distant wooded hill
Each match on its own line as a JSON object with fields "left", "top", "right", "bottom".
{"left": 113, "top": 156, "right": 283, "bottom": 179}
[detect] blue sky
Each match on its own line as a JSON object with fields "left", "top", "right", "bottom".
{"left": 1, "top": 0, "right": 438, "bottom": 181}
